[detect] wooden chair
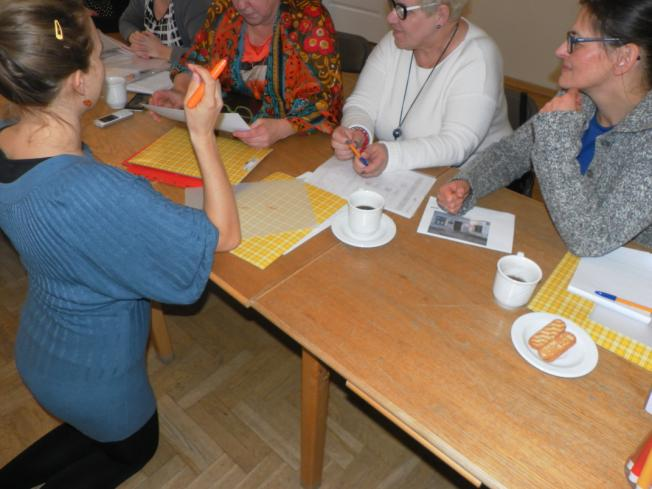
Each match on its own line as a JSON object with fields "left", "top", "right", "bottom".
{"left": 150, "top": 302, "right": 174, "bottom": 363}
{"left": 335, "top": 32, "right": 373, "bottom": 74}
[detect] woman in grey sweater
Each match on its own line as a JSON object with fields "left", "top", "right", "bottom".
{"left": 437, "top": 0, "right": 652, "bottom": 257}
{"left": 119, "top": 0, "right": 210, "bottom": 62}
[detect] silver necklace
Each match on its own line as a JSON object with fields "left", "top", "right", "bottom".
{"left": 393, "top": 22, "right": 460, "bottom": 140}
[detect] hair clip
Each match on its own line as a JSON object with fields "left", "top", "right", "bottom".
{"left": 54, "top": 19, "right": 64, "bottom": 40}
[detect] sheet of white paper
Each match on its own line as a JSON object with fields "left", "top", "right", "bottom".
{"left": 416, "top": 197, "right": 515, "bottom": 253}
{"left": 568, "top": 247, "right": 652, "bottom": 324}
{"left": 127, "top": 71, "right": 173, "bottom": 94}
{"left": 305, "top": 156, "right": 435, "bottom": 218}
{"left": 143, "top": 104, "right": 250, "bottom": 133}
{"left": 101, "top": 33, "right": 169, "bottom": 77}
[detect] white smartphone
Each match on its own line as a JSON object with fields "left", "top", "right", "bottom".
{"left": 94, "top": 109, "right": 134, "bottom": 128}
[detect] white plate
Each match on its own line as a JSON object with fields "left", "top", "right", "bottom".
{"left": 511, "top": 312, "right": 598, "bottom": 378}
{"left": 331, "top": 212, "right": 396, "bottom": 248}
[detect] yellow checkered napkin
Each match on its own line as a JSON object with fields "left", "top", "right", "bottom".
{"left": 127, "top": 127, "right": 271, "bottom": 185}
{"left": 528, "top": 252, "right": 652, "bottom": 371}
{"left": 231, "top": 172, "right": 345, "bottom": 270}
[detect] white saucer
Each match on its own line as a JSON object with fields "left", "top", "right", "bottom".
{"left": 331, "top": 212, "right": 396, "bottom": 248}
{"left": 511, "top": 312, "right": 598, "bottom": 378}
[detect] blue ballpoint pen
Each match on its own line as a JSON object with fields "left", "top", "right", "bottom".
{"left": 348, "top": 143, "right": 369, "bottom": 166}
{"left": 595, "top": 290, "right": 652, "bottom": 314}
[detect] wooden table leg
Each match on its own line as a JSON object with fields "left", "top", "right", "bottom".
{"left": 301, "top": 349, "right": 330, "bottom": 489}
{"left": 150, "top": 301, "right": 174, "bottom": 363}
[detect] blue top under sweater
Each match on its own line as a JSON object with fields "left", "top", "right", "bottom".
{"left": 0, "top": 121, "right": 218, "bottom": 441}
{"left": 577, "top": 113, "right": 612, "bottom": 174}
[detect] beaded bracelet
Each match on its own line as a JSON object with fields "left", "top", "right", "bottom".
{"left": 350, "top": 126, "right": 370, "bottom": 152}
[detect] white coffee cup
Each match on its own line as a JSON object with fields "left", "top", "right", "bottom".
{"left": 347, "top": 189, "right": 385, "bottom": 237}
{"left": 492, "top": 251, "right": 543, "bottom": 309}
{"left": 105, "top": 76, "right": 127, "bottom": 109}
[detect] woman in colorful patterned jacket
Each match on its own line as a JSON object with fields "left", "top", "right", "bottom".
{"left": 151, "top": 0, "right": 343, "bottom": 147}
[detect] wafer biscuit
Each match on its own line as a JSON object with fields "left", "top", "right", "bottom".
{"left": 528, "top": 319, "right": 566, "bottom": 350}
{"left": 538, "top": 331, "right": 577, "bottom": 362}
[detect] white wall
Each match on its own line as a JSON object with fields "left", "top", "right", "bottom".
{"left": 464, "top": 0, "right": 579, "bottom": 89}
{"left": 326, "top": 0, "right": 580, "bottom": 89}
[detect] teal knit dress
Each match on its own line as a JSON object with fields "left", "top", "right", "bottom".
{"left": 0, "top": 125, "right": 218, "bottom": 442}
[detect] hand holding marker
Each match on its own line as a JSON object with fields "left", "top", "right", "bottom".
{"left": 348, "top": 143, "right": 368, "bottom": 166}
{"left": 187, "top": 59, "right": 227, "bottom": 108}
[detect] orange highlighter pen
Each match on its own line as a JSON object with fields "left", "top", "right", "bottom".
{"left": 186, "top": 58, "right": 228, "bottom": 109}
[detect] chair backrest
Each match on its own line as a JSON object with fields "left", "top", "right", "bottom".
{"left": 504, "top": 87, "right": 539, "bottom": 130}
{"left": 503, "top": 87, "right": 539, "bottom": 196}
{"left": 335, "top": 32, "right": 373, "bottom": 73}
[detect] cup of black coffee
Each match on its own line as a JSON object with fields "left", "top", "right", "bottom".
{"left": 347, "top": 189, "right": 385, "bottom": 237}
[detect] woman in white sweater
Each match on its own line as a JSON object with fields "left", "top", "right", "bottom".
{"left": 331, "top": 0, "right": 512, "bottom": 176}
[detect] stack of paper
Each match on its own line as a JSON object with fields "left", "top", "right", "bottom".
{"left": 100, "top": 31, "right": 169, "bottom": 81}
{"left": 127, "top": 72, "right": 173, "bottom": 94}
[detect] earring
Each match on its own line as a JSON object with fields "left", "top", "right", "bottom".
{"left": 82, "top": 99, "right": 92, "bottom": 107}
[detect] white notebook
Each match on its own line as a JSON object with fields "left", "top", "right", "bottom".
{"left": 568, "top": 247, "right": 652, "bottom": 324}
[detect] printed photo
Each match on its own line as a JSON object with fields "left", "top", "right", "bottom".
{"left": 428, "top": 211, "right": 491, "bottom": 246}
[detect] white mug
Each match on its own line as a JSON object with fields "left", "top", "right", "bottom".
{"left": 347, "top": 189, "right": 384, "bottom": 237}
{"left": 492, "top": 252, "right": 543, "bottom": 309}
{"left": 105, "top": 76, "right": 127, "bottom": 109}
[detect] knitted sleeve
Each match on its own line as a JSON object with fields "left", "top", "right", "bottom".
{"left": 55, "top": 162, "right": 218, "bottom": 304}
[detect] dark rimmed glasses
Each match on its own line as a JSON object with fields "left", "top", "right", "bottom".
{"left": 566, "top": 31, "right": 623, "bottom": 53}
{"left": 388, "top": 0, "right": 439, "bottom": 20}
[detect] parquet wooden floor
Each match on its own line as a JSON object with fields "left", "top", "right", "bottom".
{"left": 0, "top": 232, "right": 473, "bottom": 489}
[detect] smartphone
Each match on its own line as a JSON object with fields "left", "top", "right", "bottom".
{"left": 94, "top": 109, "right": 134, "bottom": 128}
{"left": 125, "top": 93, "right": 149, "bottom": 111}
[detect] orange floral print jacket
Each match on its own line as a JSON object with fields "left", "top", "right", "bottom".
{"left": 171, "top": 0, "right": 343, "bottom": 133}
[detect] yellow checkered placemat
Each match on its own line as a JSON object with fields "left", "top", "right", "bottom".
{"left": 528, "top": 252, "right": 652, "bottom": 371}
{"left": 127, "top": 127, "right": 271, "bottom": 184}
{"left": 231, "top": 172, "right": 345, "bottom": 269}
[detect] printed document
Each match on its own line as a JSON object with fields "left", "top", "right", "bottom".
{"left": 417, "top": 197, "right": 515, "bottom": 253}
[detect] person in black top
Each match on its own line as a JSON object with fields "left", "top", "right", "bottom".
{"left": 85, "top": 0, "right": 130, "bottom": 32}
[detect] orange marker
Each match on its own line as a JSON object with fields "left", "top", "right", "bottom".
{"left": 187, "top": 58, "right": 227, "bottom": 109}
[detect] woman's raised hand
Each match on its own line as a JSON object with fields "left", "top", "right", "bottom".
{"left": 184, "top": 64, "right": 223, "bottom": 138}
{"left": 540, "top": 88, "right": 582, "bottom": 113}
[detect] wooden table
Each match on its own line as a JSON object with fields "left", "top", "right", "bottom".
{"left": 79, "top": 101, "right": 449, "bottom": 360}
{"left": 253, "top": 170, "right": 652, "bottom": 488}
{"left": 79, "top": 103, "right": 651, "bottom": 488}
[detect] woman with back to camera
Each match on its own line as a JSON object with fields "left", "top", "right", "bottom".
{"left": 330, "top": 0, "right": 512, "bottom": 176}
{"left": 437, "top": 0, "right": 652, "bottom": 257}
{"left": 150, "top": 0, "right": 343, "bottom": 148}
{"left": 0, "top": 0, "right": 239, "bottom": 487}
{"left": 119, "top": 0, "right": 212, "bottom": 63}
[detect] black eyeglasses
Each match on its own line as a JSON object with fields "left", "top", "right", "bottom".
{"left": 388, "top": 0, "right": 439, "bottom": 20}
{"left": 566, "top": 31, "right": 623, "bottom": 53}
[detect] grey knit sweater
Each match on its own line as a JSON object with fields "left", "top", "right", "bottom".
{"left": 455, "top": 90, "right": 652, "bottom": 257}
